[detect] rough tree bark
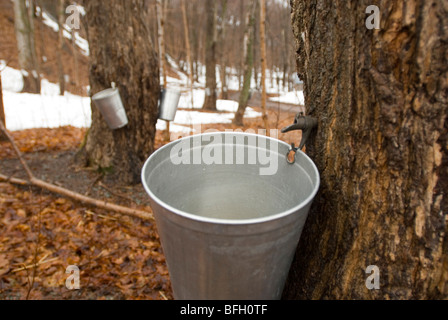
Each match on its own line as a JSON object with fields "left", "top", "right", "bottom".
{"left": 202, "top": 0, "right": 218, "bottom": 111}
{"left": 283, "top": 0, "right": 448, "bottom": 299}
{"left": 13, "top": 0, "right": 41, "bottom": 93}
{"left": 81, "top": 0, "right": 160, "bottom": 185}
{"left": 233, "top": 0, "right": 257, "bottom": 126}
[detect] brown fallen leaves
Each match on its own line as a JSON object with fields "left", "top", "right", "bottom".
{"left": 0, "top": 182, "right": 172, "bottom": 300}
{"left": 0, "top": 126, "right": 87, "bottom": 159}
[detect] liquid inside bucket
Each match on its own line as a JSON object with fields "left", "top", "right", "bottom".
{"left": 143, "top": 133, "right": 318, "bottom": 221}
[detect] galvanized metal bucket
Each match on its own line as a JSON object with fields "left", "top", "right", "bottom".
{"left": 141, "top": 132, "right": 320, "bottom": 300}
{"left": 159, "top": 88, "right": 181, "bottom": 121}
{"left": 92, "top": 88, "right": 128, "bottom": 130}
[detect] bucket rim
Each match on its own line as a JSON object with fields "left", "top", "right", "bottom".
{"left": 92, "top": 87, "right": 119, "bottom": 101}
{"left": 141, "top": 132, "right": 320, "bottom": 226}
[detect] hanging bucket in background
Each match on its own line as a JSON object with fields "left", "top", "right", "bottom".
{"left": 159, "top": 88, "right": 181, "bottom": 121}
{"left": 141, "top": 132, "right": 320, "bottom": 300}
{"left": 92, "top": 88, "right": 128, "bottom": 130}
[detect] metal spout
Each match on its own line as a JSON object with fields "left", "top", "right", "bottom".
{"left": 282, "top": 112, "right": 317, "bottom": 150}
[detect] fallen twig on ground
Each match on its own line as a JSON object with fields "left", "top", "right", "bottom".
{"left": 98, "top": 182, "right": 135, "bottom": 204}
{"left": 12, "top": 257, "right": 59, "bottom": 273}
{"left": 0, "top": 122, "right": 154, "bottom": 222}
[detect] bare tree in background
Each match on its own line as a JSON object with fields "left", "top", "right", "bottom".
{"left": 156, "top": 0, "right": 167, "bottom": 88}
{"left": 233, "top": 0, "right": 256, "bottom": 126}
{"left": 56, "top": 0, "right": 65, "bottom": 95}
{"left": 202, "top": 0, "right": 218, "bottom": 111}
{"left": 155, "top": 0, "right": 170, "bottom": 140}
{"left": 70, "top": 28, "right": 80, "bottom": 91}
{"left": 13, "top": 0, "right": 41, "bottom": 93}
{"left": 217, "top": 0, "right": 228, "bottom": 100}
{"left": 252, "top": 0, "right": 259, "bottom": 90}
{"left": 181, "top": 0, "right": 194, "bottom": 108}
{"left": 259, "top": 0, "right": 269, "bottom": 131}
{"left": 80, "top": 0, "right": 160, "bottom": 184}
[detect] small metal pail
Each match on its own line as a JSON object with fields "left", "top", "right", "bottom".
{"left": 141, "top": 132, "right": 320, "bottom": 300}
{"left": 92, "top": 88, "right": 128, "bottom": 130}
{"left": 159, "top": 88, "right": 181, "bottom": 121}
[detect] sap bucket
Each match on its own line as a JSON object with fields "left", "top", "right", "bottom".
{"left": 92, "top": 88, "right": 128, "bottom": 130}
{"left": 141, "top": 132, "right": 320, "bottom": 300}
{"left": 159, "top": 88, "right": 181, "bottom": 121}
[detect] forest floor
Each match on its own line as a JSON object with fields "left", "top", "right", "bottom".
{"left": 0, "top": 2, "right": 302, "bottom": 300}
{"left": 0, "top": 113, "right": 299, "bottom": 300}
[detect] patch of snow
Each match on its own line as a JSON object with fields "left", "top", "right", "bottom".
{"left": 156, "top": 120, "right": 195, "bottom": 134}
{"left": 1, "top": 65, "right": 24, "bottom": 92}
{"left": 3, "top": 90, "right": 91, "bottom": 131}
{"left": 270, "top": 91, "right": 305, "bottom": 106}
{"left": 42, "top": 11, "right": 59, "bottom": 32}
{"left": 174, "top": 110, "right": 234, "bottom": 125}
{"left": 40, "top": 9, "right": 89, "bottom": 56}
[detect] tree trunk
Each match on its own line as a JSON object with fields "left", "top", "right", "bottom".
{"left": 202, "top": 0, "right": 218, "bottom": 111}
{"left": 81, "top": 0, "right": 160, "bottom": 185}
{"left": 237, "top": 0, "right": 246, "bottom": 91}
{"left": 284, "top": 0, "right": 448, "bottom": 299}
{"left": 13, "top": 0, "right": 41, "bottom": 93}
{"left": 71, "top": 28, "right": 79, "bottom": 92}
{"left": 233, "top": 0, "right": 257, "bottom": 126}
{"left": 282, "top": 29, "right": 288, "bottom": 91}
{"left": 253, "top": 1, "right": 259, "bottom": 91}
{"left": 218, "top": 0, "right": 228, "bottom": 100}
{"left": 181, "top": 0, "right": 195, "bottom": 108}
{"left": 155, "top": 0, "right": 170, "bottom": 140}
{"left": 156, "top": 0, "right": 167, "bottom": 88}
{"left": 57, "top": 0, "right": 65, "bottom": 96}
{"left": 259, "top": 0, "right": 269, "bottom": 131}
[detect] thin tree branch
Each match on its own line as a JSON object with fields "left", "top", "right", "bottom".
{"left": 0, "top": 122, "right": 154, "bottom": 221}
{"left": 0, "top": 174, "right": 154, "bottom": 221}
{"left": 0, "top": 121, "right": 34, "bottom": 179}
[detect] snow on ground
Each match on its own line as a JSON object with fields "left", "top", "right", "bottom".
{"left": 155, "top": 120, "right": 194, "bottom": 134}
{"left": 270, "top": 91, "right": 305, "bottom": 106}
{"left": 1, "top": 65, "right": 260, "bottom": 133}
{"left": 2, "top": 56, "right": 302, "bottom": 133}
{"left": 1, "top": 66, "right": 24, "bottom": 93}
{"left": 3, "top": 80, "right": 91, "bottom": 131}
{"left": 155, "top": 99, "right": 261, "bottom": 134}
{"left": 176, "top": 87, "right": 261, "bottom": 116}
